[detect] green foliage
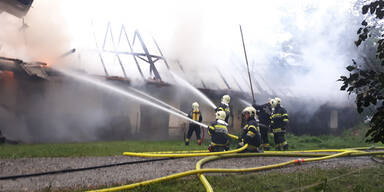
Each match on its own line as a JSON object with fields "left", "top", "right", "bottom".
{"left": 339, "top": 0, "right": 384, "bottom": 143}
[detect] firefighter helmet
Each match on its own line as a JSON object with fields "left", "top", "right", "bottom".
{"left": 274, "top": 97, "right": 281, "bottom": 105}
{"left": 222, "top": 95, "right": 231, "bottom": 104}
{"left": 242, "top": 106, "right": 256, "bottom": 117}
{"left": 271, "top": 99, "right": 278, "bottom": 108}
{"left": 192, "top": 102, "right": 199, "bottom": 110}
{"left": 268, "top": 98, "right": 274, "bottom": 105}
{"left": 215, "top": 110, "right": 226, "bottom": 121}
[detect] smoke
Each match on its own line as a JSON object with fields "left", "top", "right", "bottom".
{"left": 56, "top": 0, "right": 364, "bottom": 118}
{"left": 29, "top": 0, "right": 360, "bottom": 107}
{"left": 0, "top": 0, "right": 71, "bottom": 63}
{"left": 0, "top": 2, "right": 179, "bottom": 143}
{"left": 0, "top": 76, "right": 138, "bottom": 143}
{"left": 158, "top": 0, "right": 362, "bottom": 114}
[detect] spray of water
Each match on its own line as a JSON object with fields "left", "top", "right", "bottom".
{"left": 239, "top": 99, "right": 251, "bottom": 107}
{"left": 128, "top": 87, "right": 188, "bottom": 116}
{"left": 57, "top": 68, "right": 208, "bottom": 128}
{"left": 170, "top": 71, "right": 217, "bottom": 109}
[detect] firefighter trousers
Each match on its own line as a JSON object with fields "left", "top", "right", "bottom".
{"left": 186, "top": 124, "right": 201, "bottom": 140}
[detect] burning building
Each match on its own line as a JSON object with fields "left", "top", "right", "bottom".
{"left": 0, "top": 4, "right": 362, "bottom": 143}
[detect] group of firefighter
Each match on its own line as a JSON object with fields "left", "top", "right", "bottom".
{"left": 184, "top": 95, "right": 289, "bottom": 152}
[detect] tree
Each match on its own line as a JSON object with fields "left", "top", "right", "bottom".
{"left": 339, "top": 0, "right": 384, "bottom": 143}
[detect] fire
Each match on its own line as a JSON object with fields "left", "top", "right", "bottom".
{"left": 0, "top": 71, "right": 15, "bottom": 80}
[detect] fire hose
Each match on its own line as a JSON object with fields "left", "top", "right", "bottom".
{"left": 89, "top": 146, "right": 384, "bottom": 192}
{"left": 122, "top": 143, "right": 247, "bottom": 157}
{"left": 0, "top": 157, "right": 176, "bottom": 181}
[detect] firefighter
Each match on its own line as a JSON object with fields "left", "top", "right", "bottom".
{"left": 215, "top": 95, "right": 231, "bottom": 123}
{"left": 185, "top": 102, "right": 203, "bottom": 145}
{"left": 270, "top": 97, "right": 289, "bottom": 151}
{"left": 208, "top": 110, "right": 230, "bottom": 152}
{"left": 238, "top": 106, "right": 262, "bottom": 152}
{"left": 252, "top": 99, "right": 273, "bottom": 151}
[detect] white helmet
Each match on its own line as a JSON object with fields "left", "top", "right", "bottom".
{"left": 242, "top": 106, "right": 257, "bottom": 117}
{"left": 192, "top": 102, "right": 199, "bottom": 110}
{"left": 268, "top": 98, "right": 274, "bottom": 105}
{"left": 221, "top": 95, "right": 230, "bottom": 104}
{"left": 215, "top": 110, "right": 226, "bottom": 121}
{"left": 271, "top": 99, "right": 278, "bottom": 108}
{"left": 274, "top": 97, "right": 281, "bottom": 105}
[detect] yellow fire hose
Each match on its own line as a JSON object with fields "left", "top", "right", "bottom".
{"left": 136, "top": 147, "right": 362, "bottom": 155}
{"left": 195, "top": 149, "right": 384, "bottom": 192}
{"left": 90, "top": 151, "right": 352, "bottom": 192}
{"left": 196, "top": 151, "right": 353, "bottom": 192}
{"left": 124, "top": 134, "right": 238, "bottom": 156}
{"left": 90, "top": 147, "right": 384, "bottom": 192}
{"left": 88, "top": 149, "right": 384, "bottom": 192}
{"left": 228, "top": 133, "right": 239, "bottom": 140}
{"left": 123, "top": 148, "right": 355, "bottom": 158}
{"left": 137, "top": 148, "right": 367, "bottom": 155}
{"left": 146, "top": 149, "right": 209, "bottom": 154}
{"left": 137, "top": 148, "right": 348, "bottom": 155}
{"left": 123, "top": 144, "right": 248, "bottom": 157}
{"left": 126, "top": 143, "right": 384, "bottom": 157}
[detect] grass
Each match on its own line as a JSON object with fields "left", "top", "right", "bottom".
{"left": 287, "top": 123, "right": 382, "bottom": 150}
{"left": 1, "top": 123, "right": 383, "bottom": 159}
{"left": 0, "top": 140, "right": 204, "bottom": 159}
{"left": 80, "top": 164, "right": 384, "bottom": 192}
{"left": 2, "top": 123, "right": 384, "bottom": 191}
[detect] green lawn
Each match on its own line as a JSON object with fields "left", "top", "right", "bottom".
{"left": 0, "top": 140, "right": 206, "bottom": 158}
{"left": 1, "top": 124, "right": 383, "bottom": 159}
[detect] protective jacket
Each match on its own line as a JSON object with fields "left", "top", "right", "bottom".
{"left": 186, "top": 110, "right": 203, "bottom": 141}
{"left": 208, "top": 119, "right": 229, "bottom": 146}
{"left": 252, "top": 103, "right": 272, "bottom": 127}
{"left": 215, "top": 103, "right": 230, "bottom": 123}
{"left": 253, "top": 103, "right": 272, "bottom": 149}
{"left": 240, "top": 119, "right": 261, "bottom": 148}
{"left": 188, "top": 110, "right": 202, "bottom": 124}
{"left": 270, "top": 105, "right": 289, "bottom": 133}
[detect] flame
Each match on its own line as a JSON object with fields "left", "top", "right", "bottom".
{"left": 0, "top": 71, "right": 15, "bottom": 79}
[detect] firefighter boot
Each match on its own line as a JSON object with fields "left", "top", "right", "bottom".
{"left": 263, "top": 144, "right": 270, "bottom": 151}
{"left": 275, "top": 144, "right": 281, "bottom": 151}
{"left": 283, "top": 144, "right": 289, "bottom": 151}
{"left": 185, "top": 138, "right": 190, "bottom": 146}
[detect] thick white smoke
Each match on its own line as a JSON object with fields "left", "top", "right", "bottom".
{"left": 161, "top": 0, "right": 360, "bottom": 106}
{"left": 56, "top": 0, "right": 363, "bottom": 113}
